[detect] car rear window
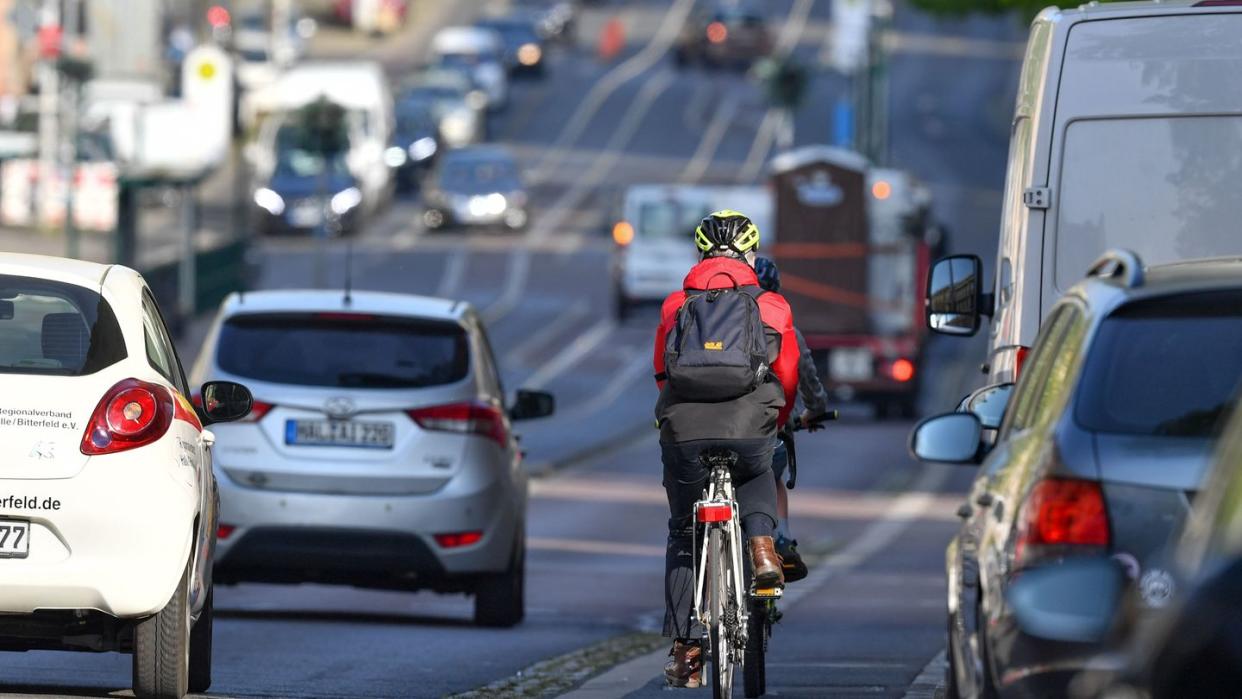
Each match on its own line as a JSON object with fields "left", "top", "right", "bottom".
{"left": 0, "top": 274, "right": 126, "bottom": 376}
{"left": 217, "top": 313, "right": 470, "bottom": 388}
{"left": 1075, "top": 291, "right": 1242, "bottom": 437}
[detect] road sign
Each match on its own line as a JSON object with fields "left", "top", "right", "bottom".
{"left": 181, "top": 45, "right": 233, "bottom": 169}
{"left": 830, "top": 0, "right": 871, "bottom": 75}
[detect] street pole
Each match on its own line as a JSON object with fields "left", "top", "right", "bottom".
{"left": 37, "top": 0, "right": 59, "bottom": 231}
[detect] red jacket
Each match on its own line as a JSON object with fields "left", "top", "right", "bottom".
{"left": 653, "top": 257, "right": 800, "bottom": 442}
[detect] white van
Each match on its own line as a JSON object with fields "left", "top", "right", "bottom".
{"left": 244, "top": 62, "right": 393, "bottom": 212}
{"left": 926, "top": 3, "right": 1242, "bottom": 383}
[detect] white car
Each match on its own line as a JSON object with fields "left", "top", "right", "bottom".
{"left": 0, "top": 253, "right": 252, "bottom": 698}
{"left": 431, "top": 26, "right": 509, "bottom": 110}
{"left": 190, "top": 290, "right": 554, "bottom": 627}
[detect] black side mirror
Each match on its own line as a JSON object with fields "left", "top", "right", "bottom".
{"left": 926, "top": 254, "right": 993, "bottom": 336}
{"left": 200, "top": 381, "right": 253, "bottom": 424}
{"left": 1006, "top": 558, "right": 1125, "bottom": 643}
{"left": 510, "top": 389, "right": 554, "bottom": 421}
{"left": 909, "top": 412, "right": 982, "bottom": 464}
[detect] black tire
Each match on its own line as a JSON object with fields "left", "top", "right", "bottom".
{"left": 709, "top": 528, "right": 734, "bottom": 699}
{"left": 743, "top": 602, "right": 767, "bottom": 698}
{"left": 133, "top": 561, "right": 191, "bottom": 699}
{"left": 188, "top": 587, "right": 213, "bottom": 693}
{"left": 474, "top": 535, "right": 525, "bottom": 628}
{"left": 944, "top": 616, "right": 961, "bottom": 699}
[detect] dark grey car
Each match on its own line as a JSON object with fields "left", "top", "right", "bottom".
{"left": 912, "top": 251, "right": 1242, "bottom": 698}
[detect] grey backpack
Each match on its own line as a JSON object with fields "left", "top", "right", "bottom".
{"left": 664, "top": 277, "right": 770, "bottom": 402}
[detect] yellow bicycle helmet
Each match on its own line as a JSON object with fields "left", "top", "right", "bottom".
{"left": 694, "top": 210, "right": 760, "bottom": 257}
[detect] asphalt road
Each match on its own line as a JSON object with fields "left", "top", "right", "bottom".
{"left": 0, "top": 1, "right": 1023, "bottom": 697}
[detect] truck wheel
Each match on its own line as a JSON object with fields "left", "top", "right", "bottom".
{"left": 188, "top": 587, "right": 213, "bottom": 693}
{"left": 474, "top": 535, "right": 526, "bottom": 628}
{"left": 132, "top": 561, "right": 191, "bottom": 699}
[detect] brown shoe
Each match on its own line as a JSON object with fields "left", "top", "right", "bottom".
{"left": 664, "top": 640, "right": 702, "bottom": 688}
{"left": 750, "top": 536, "right": 785, "bottom": 588}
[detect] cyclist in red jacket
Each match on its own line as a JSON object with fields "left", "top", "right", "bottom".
{"left": 653, "top": 210, "right": 800, "bottom": 688}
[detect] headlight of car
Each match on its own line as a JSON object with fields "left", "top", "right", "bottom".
{"left": 384, "top": 146, "right": 408, "bottom": 168}
{"left": 254, "top": 187, "right": 284, "bottom": 215}
{"left": 330, "top": 186, "right": 363, "bottom": 215}
{"left": 518, "top": 43, "right": 542, "bottom": 66}
{"left": 465, "top": 90, "right": 489, "bottom": 111}
{"left": 408, "top": 136, "right": 438, "bottom": 161}
{"left": 467, "top": 193, "right": 507, "bottom": 217}
{"left": 440, "top": 113, "right": 474, "bottom": 144}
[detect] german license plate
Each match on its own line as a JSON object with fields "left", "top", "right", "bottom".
{"left": 829, "top": 348, "right": 873, "bottom": 382}
{"left": 285, "top": 420, "right": 395, "bottom": 449}
{"left": 0, "top": 519, "right": 30, "bottom": 558}
{"left": 289, "top": 202, "right": 323, "bottom": 227}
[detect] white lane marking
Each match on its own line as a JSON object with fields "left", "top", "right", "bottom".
{"left": 506, "top": 298, "right": 592, "bottom": 365}
{"left": 530, "top": 536, "right": 665, "bottom": 558}
{"left": 522, "top": 317, "right": 616, "bottom": 390}
{"left": 482, "top": 69, "right": 676, "bottom": 324}
{"left": 435, "top": 247, "right": 469, "bottom": 299}
{"left": 562, "top": 347, "right": 653, "bottom": 417}
{"left": 902, "top": 650, "right": 948, "bottom": 699}
{"left": 528, "top": 0, "right": 697, "bottom": 184}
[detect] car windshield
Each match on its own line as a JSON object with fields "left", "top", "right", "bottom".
{"left": 275, "top": 148, "right": 350, "bottom": 179}
{"left": 0, "top": 275, "right": 126, "bottom": 376}
{"left": 636, "top": 200, "right": 712, "bottom": 240}
{"left": 395, "top": 101, "right": 434, "bottom": 133}
{"left": 477, "top": 21, "right": 537, "bottom": 45}
{"left": 217, "top": 313, "right": 470, "bottom": 389}
{"left": 440, "top": 157, "right": 518, "bottom": 190}
{"left": 1075, "top": 291, "right": 1242, "bottom": 438}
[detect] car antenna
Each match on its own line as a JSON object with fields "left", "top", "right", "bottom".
{"left": 343, "top": 241, "right": 354, "bottom": 306}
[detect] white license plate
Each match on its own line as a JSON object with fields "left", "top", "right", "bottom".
{"left": 0, "top": 519, "right": 30, "bottom": 558}
{"left": 289, "top": 203, "right": 323, "bottom": 227}
{"left": 829, "top": 348, "right": 874, "bottom": 382}
{"left": 285, "top": 420, "right": 395, "bottom": 449}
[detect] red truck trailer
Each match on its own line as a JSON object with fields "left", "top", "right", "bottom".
{"left": 769, "top": 146, "right": 932, "bottom": 419}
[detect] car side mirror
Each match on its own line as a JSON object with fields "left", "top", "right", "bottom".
{"left": 510, "top": 389, "right": 554, "bottom": 421}
{"left": 1006, "top": 558, "right": 1124, "bottom": 643}
{"left": 964, "top": 383, "right": 1014, "bottom": 430}
{"left": 927, "top": 254, "right": 993, "bottom": 336}
{"left": 199, "top": 381, "right": 253, "bottom": 424}
{"left": 909, "top": 412, "right": 982, "bottom": 464}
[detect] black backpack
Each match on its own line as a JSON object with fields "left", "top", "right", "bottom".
{"left": 664, "top": 275, "right": 770, "bottom": 402}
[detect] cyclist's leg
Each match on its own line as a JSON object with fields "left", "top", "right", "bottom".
{"left": 724, "top": 438, "right": 782, "bottom": 587}
{"left": 660, "top": 440, "right": 710, "bottom": 687}
{"left": 771, "top": 439, "right": 790, "bottom": 537}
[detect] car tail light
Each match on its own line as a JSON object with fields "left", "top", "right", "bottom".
{"left": 236, "top": 400, "right": 274, "bottom": 423}
{"left": 408, "top": 402, "right": 508, "bottom": 447}
{"left": 889, "top": 358, "right": 916, "bottom": 383}
{"left": 1014, "top": 346, "right": 1031, "bottom": 379}
{"left": 1015, "top": 478, "right": 1110, "bottom": 566}
{"left": 81, "top": 379, "right": 175, "bottom": 455}
{"left": 706, "top": 21, "right": 728, "bottom": 43}
{"left": 217, "top": 524, "right": 236, "bottom": 540}
{"left": 434, "top": 531, "right": 483, "bottom": 548}
{"left": 697, "top": 503, "right": 733, "bottom": 523}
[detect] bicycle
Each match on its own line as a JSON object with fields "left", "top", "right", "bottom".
{"left": 691, "top": 411, "right": 836, "bottom": 698}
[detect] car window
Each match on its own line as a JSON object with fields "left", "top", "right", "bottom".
{"left": 217, "top": 313, "right": 470, "bottom": 389}
{"left": 636, "top": 200, "right": 712, "bottom": 240}
{"left": 1075, "top": 291, "right": 1242, "bottom": 438}
{"left": 0, "top": 275, "right": 126, "bottom": 376}
{"left": 1001, "top": 304, "right": 1080, "bottom": 436}
{"left": 474, "top": 323, "right": 505, "bottom": 398}
{"left": 141, "top": 291, "right": 188, "bottom": 394}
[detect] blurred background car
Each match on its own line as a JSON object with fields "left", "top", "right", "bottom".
{"left": 475, "top": 15, "right": 547, "bottom": 76}
{"left": 191, "top": 290, "right": 554, "bottom": 628}
{"left": 387, "top": 94, "right": 440, "bottom": 192}
{"left": 403, "top": 67, "right": 490, "bottom": 147}
{"left": 430, "top": 26, "right": 509, "bottom": 111}
{"left": 423, "top": 145, "right": 528, "bottom": 231}
{"left": 674, "top": 2, "right": 772, "bottom": 70}
{"left": 913, "top": 251, "right": 1242, "bottom": 699}
{"left": 512, "top": 1, "right": 577, "bottom": 43}
{"left": 253, "top": 125, "right": 362, "bottom": 236}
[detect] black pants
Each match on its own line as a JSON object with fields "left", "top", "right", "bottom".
{"left": 662, "top": 438, "right": 777, "bottom": 639}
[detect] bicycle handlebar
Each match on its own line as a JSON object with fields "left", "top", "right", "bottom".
{"left": 780, "top": 410, "right": 836, "bottom": 491}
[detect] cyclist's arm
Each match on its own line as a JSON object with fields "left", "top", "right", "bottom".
{"left": 762, "top": 294, "right": 800, "bottom": 426}
{"left": 794, "top": 327, "right": 829, "bottom": 416}
{"left": 653, "top": 292, "right": 685, "bottom": 390}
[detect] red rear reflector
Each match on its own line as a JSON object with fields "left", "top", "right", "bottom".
{"left": 408, "top": 402, "right": 508, "bottom": 447}
{"left": 1015, "top": 478, "right": 1109, "bottom": 564}
{"left": 217, "top": 524, "right": 236, "bottom": 540}
{"left": 434, "top": 531, "right": 483, "bottom": 548}
{"left": 81, "top": 379, "right": 174, "bottom": 455}
{"left": 890, "top": 358, "right": 916, "bottom": 383}
{"left": 1014, "top": 346, "right": 1031, "bottom": 379}
{"left": 697, "top": 503, "right": 733, "bottom": 523}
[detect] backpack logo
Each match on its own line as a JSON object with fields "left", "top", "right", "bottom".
{"left": 704, "top": 341, "right": 723, "bottom": 350}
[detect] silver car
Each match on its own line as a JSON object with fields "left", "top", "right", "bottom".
{"left": 190, "top": 290, "right": 554, "bottom": 626}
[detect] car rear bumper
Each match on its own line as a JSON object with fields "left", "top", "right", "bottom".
{"left": 0, "top": 458, "right": 197, "bottom": 618}
{"left": 214, "top": 463, "right": 523, "bottom": 587}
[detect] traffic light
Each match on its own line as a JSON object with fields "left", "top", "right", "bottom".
{"left": 758, "top": 58, "right": 808, "bottom": 109}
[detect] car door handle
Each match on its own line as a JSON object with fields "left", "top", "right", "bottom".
{"left": 975, "top": 493, "right": 994, "bottom": 508}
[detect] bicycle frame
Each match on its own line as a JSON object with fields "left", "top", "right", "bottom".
{"left": 691, "top": 462, "right": 749, "bottom": 663}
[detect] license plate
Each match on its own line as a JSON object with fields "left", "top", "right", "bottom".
{"left": 285, "top": 420, "right": 395, "bottom": 449}
{"left": 0, "top": 519, "right": 30, "bottom": 558}
{"left": 829, "top": 348, "right": 873, "bottom": 382}
{"left": 289, "top": 202, "right": 323, "bottom": 227}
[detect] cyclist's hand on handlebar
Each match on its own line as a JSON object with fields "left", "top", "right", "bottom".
{"left": 798, "top": 409, "right": 837, "bottom": 432}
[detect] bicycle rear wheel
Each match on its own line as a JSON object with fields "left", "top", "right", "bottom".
{"left": 743, "top": 600, "right": 768, "bottom": 698}
{"left": 709, "top": 527, "right": 735, "bottom": 699}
